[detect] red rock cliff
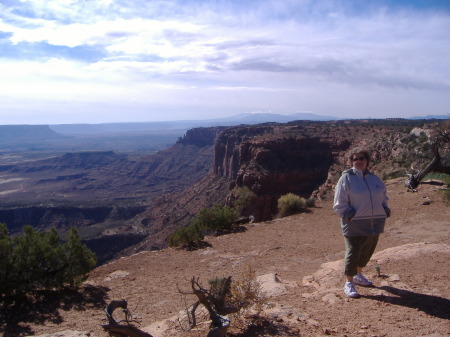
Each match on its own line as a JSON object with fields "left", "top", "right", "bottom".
{"left": 214, "top": 124, "right": 350, "bottom": 221}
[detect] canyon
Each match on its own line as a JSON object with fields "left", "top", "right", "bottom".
{"left": 0, "top": 119, "right": 444, "bottom": 263}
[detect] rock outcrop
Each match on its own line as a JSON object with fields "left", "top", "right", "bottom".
{"left": 0, "top": 127, "right": 227, "bottom": 262}
{"left": 214, "top": 124, "right": 350, "bottom": 221}
{"left": 178, "top": 127, "right": 226, "bottom": 147}
{"left": 213, "top": 120, "right": 442, "bottom": 222}
{"left": 0, "top": 120, "right": 443, "bottom": 262}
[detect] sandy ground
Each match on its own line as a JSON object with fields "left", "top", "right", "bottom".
{"left": 3, "top": 177, "right": 449, "bottom": 337}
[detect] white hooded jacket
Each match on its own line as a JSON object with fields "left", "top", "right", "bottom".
{"left": 333, "top": 168, "right": 390, "bottom": 236}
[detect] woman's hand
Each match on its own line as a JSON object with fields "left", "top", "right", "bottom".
{"left": 343, "top": 207, "right": 356, "bottom": 223}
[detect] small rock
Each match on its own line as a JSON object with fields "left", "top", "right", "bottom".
{"left": 387, "top": 274, "right": 401, "bottom": 282}
{"left": 306, "top": 318, "right": 319, "bottom": 326}
{"left": 256, "top": 273, "right": 288, "bottom": 297}
{"left": 322, "top": 293, "right": 340, "bottom": 305}
{"left": 104, "top": 270, "right": 129, "bottom": 282}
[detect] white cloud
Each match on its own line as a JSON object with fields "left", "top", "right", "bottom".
{"left": 0, "top": 0, "right": 449, "bottom": 123}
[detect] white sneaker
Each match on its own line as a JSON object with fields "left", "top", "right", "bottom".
{"left": 344, "top": 281, "right": 359, "bottom": 298}
{"left": 353, "top": 273, "right": 373, "bottom": 287}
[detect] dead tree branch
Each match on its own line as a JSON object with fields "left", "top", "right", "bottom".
{"left": 191, "top": 277, "right": 224, "bottom": 327}
{"left": 176, "top": 277, "right": 234, "bottom": 337}
{"left": 102, "top": 300, "right": 153, "bottom": 337}
{"left": 406, "top": 130, "right": 449, "bottom": 190}
{"left": 177, "top": 272, "right": 265, "bottom": 337}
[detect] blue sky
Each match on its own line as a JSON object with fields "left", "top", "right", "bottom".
{"left": 0, "top": 0, "right": 449, "bottom": 124}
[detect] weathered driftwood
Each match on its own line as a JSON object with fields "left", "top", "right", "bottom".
{"left": 102, "top": 300, "right": 153, "bottom": 337}
{"left": 406, "top": 131, "right": 449, "bottom": 190}
{"left": 178, "top": 277, "right": 233, "bottom": 337}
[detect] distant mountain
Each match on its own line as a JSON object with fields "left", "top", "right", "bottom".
{"left": 409, "top": 115, "right": 449, "bottom": 120}
{"left": 49, "top": 121, "right": 197, "bottom": 134}
{"left": 50, "top": 112, "right": 338, "bottom": 135}
{"left": 0, "top": 125, "right": 64, "bottom": 143}
{"left": 6, "top": 113, "right": 447, "bottom": 138}
{"left": 206, "top": 112, "right": 339, "bottom": 125}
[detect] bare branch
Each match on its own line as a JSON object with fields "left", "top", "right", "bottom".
{"left": 102, "top": 300, "right": 153, "bottom": 337}
{"left": 406, "top": 130, "right": 449, "bottom": 190}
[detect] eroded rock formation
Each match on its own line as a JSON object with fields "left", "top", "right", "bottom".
{"left": 214, "top": 124, "right": 352, "bottom": 221}
{"left": 213, "top": 120, "right": 446, "bottom": 222}
{"left": 1, "top": 120, "right": 445, "bottom": 261}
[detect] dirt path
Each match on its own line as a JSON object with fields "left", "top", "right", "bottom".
{"left": 7, "top": 177, "right": 450, "bottom": 337}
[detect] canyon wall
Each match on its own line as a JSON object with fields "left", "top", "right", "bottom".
{"left": 213, "top": 124, "right": 350, "bottom": 221}
{"left": 212, "top": 120, "right": 436, "bottom": 222}
{"left": 178, "top": 126, "right": 226, "bottom": 147}
{"left": 0, "top": 120, "right": 440, "bottom": 262}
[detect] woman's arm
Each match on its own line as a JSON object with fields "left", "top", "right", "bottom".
{"left": 333, "top": 174, "right": 355, "bottom": 219}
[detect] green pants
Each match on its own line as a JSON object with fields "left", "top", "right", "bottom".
{"left": 344, "top": 235, "right": 379, "bottom": 276}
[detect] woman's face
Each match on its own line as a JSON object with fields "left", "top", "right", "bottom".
{"left": 352, "top": 153, "right": 368, "bottom": 171}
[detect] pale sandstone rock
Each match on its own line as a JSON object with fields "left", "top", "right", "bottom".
{"left": 29, "top": 331, "right": 90, "bottom": 337}
{"left": 103, "top": 269, "right": 129, "bottom": 281}
{"left": 257, "top": 273, "right": 288, "bottom": 297}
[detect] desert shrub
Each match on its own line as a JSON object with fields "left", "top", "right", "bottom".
{"left": 198, "top": 269, "right": 265, "bottom": 318}
{"left": 277, "top": 193, "right": 307, "bottom": 218}
{"left": 193, "top": 204, "right": 237, "bottom": 234}
{"left": 208, "top": 276, "right": 233, "bottom": 312}
{"left": 0, "top": 224, "right": 97, "bottom": 296}
{"left": 62, "top": 227, "right": 98, "bottom": 286}
{"left": 168, "top": 223, "right": 204, "bottom": 248}
{"left": 11, "top": 225, "right": 66, "bottom": 292}
{"left": 229, "top": 268, "right": 266, "bottom": 314}
{"left": 169, "top": 204, "right": 236, "bottom": 248}
{"left": 232, "top": 186, "right": 256, "bottom": 214}
{"left": 0, "top": 224, "right": 14, "bottom": 295}
{"left": 181, "top": 270, "right": 266, "bottom": 336}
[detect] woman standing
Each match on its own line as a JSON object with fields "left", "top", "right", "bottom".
{"left": 333, "top": 148, "right": 390, "bottom": 298}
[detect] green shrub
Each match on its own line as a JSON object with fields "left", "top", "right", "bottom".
{"left": 63, "top": 227, "right": 98, "bottom": 286}
{"left": 193, "top": 204, "right": 237, "bottom": 234}
{"left": 232, "top": 186, "right": 256, "bottom": 214}
{"left": 277, "top": 193, "right": 307, "bottom": 218}
{"left": 168, "top": 223, "right": 204, "bottom": 248}
{"left": 0, "top": 224, "right": 14, "bottom": 295}
{"left": 169, "top": 204, "right": 237, "bottom": 249}
{"left": 0, "top": 224, "right": 97, "bottom": 296}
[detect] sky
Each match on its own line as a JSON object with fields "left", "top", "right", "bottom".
{"left": 0, "top": 0, "right": 449, "bottom": 124}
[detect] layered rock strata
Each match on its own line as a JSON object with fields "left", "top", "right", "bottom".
{"left": 214, "top": 124, "right": 350, "bottom": 221}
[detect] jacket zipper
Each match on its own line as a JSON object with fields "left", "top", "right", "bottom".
{"left": 363, "top": 175, "right": 374, "bottom": 233}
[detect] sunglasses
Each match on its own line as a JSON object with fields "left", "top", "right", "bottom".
{"left": 353, "top": 156, "right": 366, "bottom": 161}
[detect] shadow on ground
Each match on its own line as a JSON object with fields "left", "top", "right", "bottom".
{"left": 228, "top": 316, "right": 300, "bottom": 337}
{"left": 364, "top": 285, "right": 450, "bottom": 320}
{"left": 0, "top": 284, "right": 109, "bottom": 337}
